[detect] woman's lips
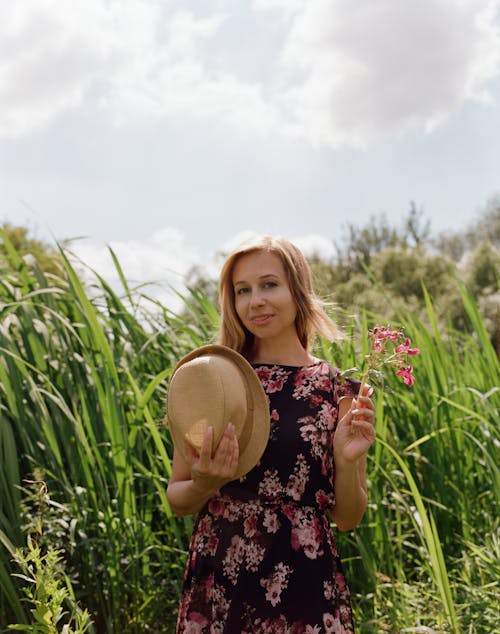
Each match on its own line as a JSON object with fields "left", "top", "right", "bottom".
{"left": 250, "top": 314, "right": 273, "bottom": 326}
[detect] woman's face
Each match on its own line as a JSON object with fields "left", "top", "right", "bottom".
{"left": 231, "top": 251, "right": 298, "bottom": 342}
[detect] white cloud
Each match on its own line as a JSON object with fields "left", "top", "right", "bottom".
{"left": 291, "top": 234, "right": 336, "bottom": 261}
{"left": 221, "top": 231, "right": 337, "bottom": 262}
{"left": 68, "top": 227, "right": 201, "bottom": 310}
{"left": 1, "top": 0, "right": 499, "bottom": 146}
{"left": 252, "top": 0, "right": 304, "bottom": 13}
{"left": 0, "top": 0, "right": 120, "bottom": 136}
{"left": 277, "top": 0, "right": 500, "bottom": 146}
{"left": 65, "top": 229, "right": 337, "bottom": 314}
{"left": 221, "top": 230, "right": 265, "bottom": 254}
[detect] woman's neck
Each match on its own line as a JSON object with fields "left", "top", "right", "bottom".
{"left": 249, "top": 334, "right": 316, "bottom": 366}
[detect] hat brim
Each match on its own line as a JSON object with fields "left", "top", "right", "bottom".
{"left": 167, "top": 344, "right": 270, "bottom": 478}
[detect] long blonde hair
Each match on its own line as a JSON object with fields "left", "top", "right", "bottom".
{"left": 217, "top": 235, "right": 342, "bottom": 357}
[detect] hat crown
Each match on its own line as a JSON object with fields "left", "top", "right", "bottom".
{"left": 167, "top": 344, "right": 270, "bottom": 478}
{"left": 168, "top": 355, "right": 247, "bottom": 451}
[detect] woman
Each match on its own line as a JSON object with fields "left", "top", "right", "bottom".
{"left": 167, "top": 236, "right": 376, "bottom": 633}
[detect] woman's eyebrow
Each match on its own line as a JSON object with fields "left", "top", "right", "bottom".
{"left": 233, "top": 273, "right": 280, "bottom": 286}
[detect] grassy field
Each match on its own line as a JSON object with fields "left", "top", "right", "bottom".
{"left": 0, "top": 233, "right": 498, "bottom": 633}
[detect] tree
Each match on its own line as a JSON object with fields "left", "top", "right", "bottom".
{"left": 0, "top": 222, "right": 62, "bottom": 276}
{"left": 463, "top": 239, "right": 500, "bottom": 355}
{"left": 434, "top": 196, "right": 500, "bottom": 262}
{"left": 464, "top": 240, "right": 500, "bottom": 296}
{"left": 335, "top": 203, "right": 433, "bottom": 275}
{"left": 405, "top": 201, "right": 431, "bottom": 247}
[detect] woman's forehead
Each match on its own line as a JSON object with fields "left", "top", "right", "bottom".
{"left": 232, "top": 251, "right": 286, "bottom": 282}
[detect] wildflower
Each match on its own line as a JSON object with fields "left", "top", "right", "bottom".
{"left": 368, "top": 326, "right": 420, "bottom": 387}
{"left": 395, "top": 338, "right": 420, "bottom": 356}
{"left": 372, "top": 326, "right": 401, "bottom": 342}
{"left": 346, "top": 325, "right": 420, "bottom": 389}
{"left": 395, "top": 365, "right": 415, "bottom": 386}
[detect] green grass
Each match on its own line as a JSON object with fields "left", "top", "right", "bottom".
{"left": 0, "top": 231, "right": 498, "bottom": 632}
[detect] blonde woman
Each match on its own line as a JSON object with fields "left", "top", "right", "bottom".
{"left": 167, "top": 236, "right": 375, "bottom": 633}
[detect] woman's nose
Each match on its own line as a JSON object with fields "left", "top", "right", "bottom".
{"left": 249, "top": 290, "right": 265, "bottom": 307}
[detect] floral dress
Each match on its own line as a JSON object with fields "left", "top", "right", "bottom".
{"left": 175, "top": 361, "right": 360, "bottom": 634}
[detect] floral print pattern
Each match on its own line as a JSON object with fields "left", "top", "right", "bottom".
{"left": 176, "top": 362, "right": 358, "bottom": 633}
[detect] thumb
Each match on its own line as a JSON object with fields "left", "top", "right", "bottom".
{"left": 359, "top": 383, "right": 374, "bottom": 397}
{"left": 338, "top": 396, "right": 354, "bottom": 422}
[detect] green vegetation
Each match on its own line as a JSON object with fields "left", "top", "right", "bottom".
{"left": 0, "top": 217, "right": 498, "bottom": 633}
{"left": 0, "top": 224, "right": 63, "bottom": 278}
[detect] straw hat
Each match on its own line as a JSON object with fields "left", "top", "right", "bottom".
{"left": 166, "top": 345, "right": 270, "bottom": 478}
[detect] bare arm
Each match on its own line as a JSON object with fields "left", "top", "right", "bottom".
{"left": 329, "top": 455, "right": 368, "bottom": 531}
{"left": 166, "top": 424, "right": 239, "bottom": 516}
{"left": 329, "top": 387, "right": 375, "bottom": 531}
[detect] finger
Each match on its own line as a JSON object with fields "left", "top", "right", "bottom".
{"left": 338, "top": 397, "right": 354, "bottom": 421}
{"left": 221, "top": 423, "right": 239, "bottom": 456}
{"left": 198, "top": 426, "right": 214, "bottom": 469}
{"left": 213, "top": 424, "right": 234, "bottom": 464}
{"left": 228, "top": 430, "right": 240, "bottom": 468}
{"left": 353, "top": 391, "right": 374, "bottom": 405}
{"left": 225, "top": 426, "right": 240, "bottom": 466}
{"left": 352, "top": 406, "right": 375, "bottom": 421}
{"left": 352, "top": 397, "right": 375, "bottom": 421}
{"left": 224, "top": 421, "right": 239, "bottom": 441}
{"left": 337, "top": 410, "right": 353, "bottom": 432}
{"left": 355, "top": 397, "right": 375, "bottom": 412}
{"left": 360, "top": 383, "right": 374, "bottom": 397}
{"left": 212, "top": 425, "right": 239, "bottom": 478}
{"left": 351, "top": 419, "right": 377, "bottom": 439}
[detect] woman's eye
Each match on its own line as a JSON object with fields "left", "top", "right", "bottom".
{"left": 263, "top": 281, "right": 277, "bottom": 289}
{"left": 236, "top": 287, "right": 249, "bottom": 295}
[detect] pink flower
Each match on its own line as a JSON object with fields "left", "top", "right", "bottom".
{"left": 373, "top": 339, "right": 384, "bottom": 352}
{"left": 335, "top": 572, "right": 346, "bottom": 592}
{"left": 263, "top": 510, "right": 280, "bottom": 534}
{"left": 255, "top": 366, "right": 272, "bottom": 381}
{"left": 290, "top": 518, "right": 323, "bottom": 559}
{"left": 372, "top": 326, "right": 402, "bottom": 342}
{"left": 290, "top": 528, "right": 301, "bottom": 551}
{"left": 315, "top": 489, "right": 333, "bottom": 509}
{"left": 208, "top": 498, "right": 225, "bottom": 517}
{"left": 355, "top": 325, "right": 421, "bottom": 388}
{"left": 396, "top": 365, "right": 415, "bottom": 386}
{"left": 269, "top": 378, "right": 285, "bottom": 392}
{"left": 263, "top": 582, "right": 282, "bottom": 606}
{"left": 323, "top": 612, "right": 342, "bottom": 634}
{"left": 184, "top": 611, "right": 208, "bottom": 634}
{"left": 260, "top": 564, "right": 291, "bottom": 608}
{"left": 244, "top": 514, "right": 258, "bottom": 537}
{"left": 396, "top": 338, "right": 420, "bottom": 355}
{"left": 309, "top": 394, "right": 324, "bottom": 408}
{"left": 207, "top": 533, "right": 219, "bottom": 555}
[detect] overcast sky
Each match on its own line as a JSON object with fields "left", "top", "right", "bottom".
{"left": 1, "top": 0, "right": 499, "bottom": 305}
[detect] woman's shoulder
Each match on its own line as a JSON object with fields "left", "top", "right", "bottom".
{"left": 327, "top": 364, "right": 362, "bottom": 397}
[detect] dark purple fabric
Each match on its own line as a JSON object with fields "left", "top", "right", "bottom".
{"left": 176, "top": 361, "right": 358, "bottom": 633}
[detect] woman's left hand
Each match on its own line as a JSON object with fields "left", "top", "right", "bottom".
{"left": 334, "top": 384, "right": 376, "bottom": 464}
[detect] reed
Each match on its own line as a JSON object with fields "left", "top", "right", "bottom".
{"left": 0, "top": 232, "right": 498, "bottom": 632}
{"left": 340, "top": 284, "right": 499, "bottom": 632}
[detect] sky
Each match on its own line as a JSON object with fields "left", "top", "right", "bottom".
{"left": 1, "top": 0, "right": 499, "bottom": 306}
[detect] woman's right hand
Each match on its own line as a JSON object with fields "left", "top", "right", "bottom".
{"left": 166, "top": 423, "right": 240, "bottom": 516}
{"left": 188, "top": 423, "right": 240, "bottom": 495}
